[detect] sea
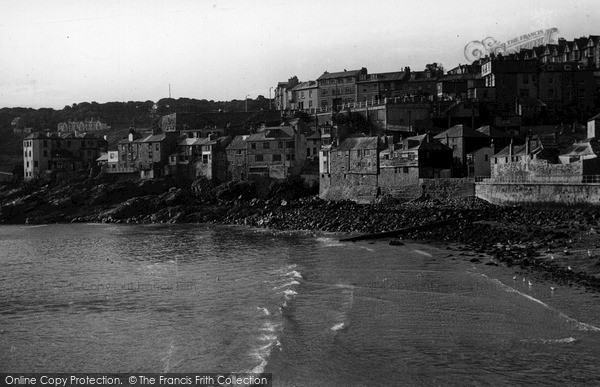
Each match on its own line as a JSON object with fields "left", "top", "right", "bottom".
{"left": 1, "top": 223, "right": 600, "bottom": 386}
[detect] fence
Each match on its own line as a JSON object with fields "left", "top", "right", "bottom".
{"left": 475, "top": 175, "right": 600, "bottom": 184}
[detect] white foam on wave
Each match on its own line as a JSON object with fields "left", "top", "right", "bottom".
{"left": 331, "top": 322, "right": 346, "bottom": 331}
{"left": 248, "top": 321, "right": 280, "bottom": 374}
{"left": 273, "top": 280, "right": 300, "bottom": 290}
{"left": 316, "top": 237, "right": 345, "bottom": 248}
{"left": 477, "top": 273, "right": 600, "bottom": 332}
{"left": 283, "top": 289, "right": 298, "bottom": 297}
{"left": 257, "top": 307, "right": 270, "bottom": 316}
{"left": 414, "top": 249, "right": 432, "bottom": 257}
{"left": 522, "top": 337, "right": 577, "bottom": 344}
{"left": 260, "top": 321, "right": 279, "bottom": 332}
{"left": 286, "top": 270, "right": 303, "bottom": 279}
{"left": 335, "top": 284, "right": 355, "bottom": 290}
{"left": 359, "top": 246, "right": 374, "bottom": 252}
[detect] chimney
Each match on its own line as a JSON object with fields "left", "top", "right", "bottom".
{"left": 509, "top": 138, "right": 514, "bottom": 159}
{"left": 525, "top": 136, "right": 530, "bottom": 158}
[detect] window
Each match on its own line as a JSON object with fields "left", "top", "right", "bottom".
{"left": 548, "top": 89, "right": 555, "bottom": 99}
{"left": 484, "top": 154, "right": 489, "bottom": 162}
{"left": 286, "top": 141, "right": 294, "bottom": 148}
{"left": 278, "top": 141, "right": 283, "bottom": 149}
{"left": 155, "top": 144, "right": 159, "bottom": 151}
{"left": 43, "top": 140, "right": 47, "bottom": 147}
{"left": 345, "top": 87, "right": 350, "bottom": 94}
{"left": 357, "top": 150, "right": 362, "bottom": 157}
{"left": 263, "top": 142, "right": 270, "bottom": 149}
{"left": 251, "top": 143, "right": 256, "bottom": 150}
{"left": 33, "top": 161, "right": 38, "bottom": 167}
{"left": 364, "top": 149, "right": 371, "bottom": 156}
{"left": 309, "top": 100, "right": 313, "bottom": 108}
{"left": 309, "top": 90, "right": 312, "bottom": 98}
{"left": 548, "top": 77, "right": 554, "bottom": 84}
{"left": 301, "top": 91, "right": 305, "bottom": 99}
{"left": 202, "top": 155, "right": 209, "bottom": 164}
{"left": 307, "top": 148, "right": 311, "bottom": 156}
{"left": 273, "top": 154, "right": 281, "bottom": 162}
{"left": 403, "top": 167, "right": 409, "bottom": 173}
{"left": 255, "top": 154, "right": 263, "bottom": 162}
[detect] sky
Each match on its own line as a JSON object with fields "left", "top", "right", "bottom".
{"left": 0, "top": 0, "right": 598, "bottom": 109}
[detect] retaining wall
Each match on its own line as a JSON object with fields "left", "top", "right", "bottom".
{"left": 476, "top": 182, "right": 600, "bottom": 206}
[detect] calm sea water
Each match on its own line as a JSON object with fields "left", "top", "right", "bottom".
{"left": 1, "top": 224, "right": 600, "bottom": 385}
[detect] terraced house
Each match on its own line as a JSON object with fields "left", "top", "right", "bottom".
{"left": 227, "top": 124, "right": 307, "bottom": 181}
{"left": 317, "top": 68, "right": 367, "bottom": 109}
{"left": 23, "top": 132, "right": 106, "bottom": 181}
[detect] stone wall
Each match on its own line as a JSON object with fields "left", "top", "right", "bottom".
{"left": 476, "top": 182, "right": 600, "bottom": 205}
{"left": 420, "top": 178, "right": 475, "bottom": 200}
{"left": 319, "top": 172, "right": 378, "bottom": 203}
{"left": 491, "top": 159, "right": 583, "bottom": 181}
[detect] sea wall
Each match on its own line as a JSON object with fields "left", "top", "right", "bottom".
{"left": 476, "top": 182, "right": 600, "bottom": 205}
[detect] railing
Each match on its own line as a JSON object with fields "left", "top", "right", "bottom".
{"left": 475, "top": 175, "right": 600, "bottom": 184}
{"left": 295, "top": 96, "right": 432, "bottom": 115}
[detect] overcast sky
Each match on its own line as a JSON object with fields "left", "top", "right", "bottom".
{"left": 0, "top": 0, "right": 598, "bottom": 109}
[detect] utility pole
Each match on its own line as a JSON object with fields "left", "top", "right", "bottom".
{"left": 269, "top": 87, "right": 273, "bottom": 110}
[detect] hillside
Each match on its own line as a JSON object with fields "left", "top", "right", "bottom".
{"left": 0, "top": 97, "right": 272, "bottom": 171}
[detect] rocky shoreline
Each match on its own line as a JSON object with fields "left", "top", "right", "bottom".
{"left": 2, "top": 171, "right": 600, "bottom": 291}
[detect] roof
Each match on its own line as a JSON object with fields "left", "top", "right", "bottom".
{"left": 561, "top": 140, "right": 600, "bottom": 157}
{"left": 245, "top": 125, "right": 295, "bottom": 142}
{"left": 434, "top": 125, "right": 489, "bottom": 139}
{"left": 317, "top": 68, "right": 366, "bottom": 81}
{"left": 403, "top": 134, "right": 448, "bottom": 151}
{"left": 589, "top": 112, "right": 600, "bottom": 121}
{"left": 179, "top": 137, "right": 208, "bottom": 146}
{"left": 226, "top": 135, "right": 248, "bottom": 150}
{"left": 356, "top": 71, "right": 406, "bottom": 84}
{"left": 135, "top": 132, "right": 167, "bottom": 143}
{"left": 336, "top": 137, "right": 381, "bottom": 151}
{"left": 306, "top": 130, "right": 321, "bottom": 140}
{"left": 476, "top": 125, "right": 510, "bottom": 138}
{"left": 291, "top": 81, "right": 317, "bottom": 91}
{"left": 96, "top": 154, "right": 109, "bottom": 162}
{"left": 493, "top": 144, "right": 528, "bottom": 158}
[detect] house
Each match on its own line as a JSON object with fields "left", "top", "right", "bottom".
{"left": 244, "top": 125, "right": 307, "bottom": 181}
{"left": 379, "top": 134, "right": 453, "bottom": 198}
{"left": 355, "top": 70, "right": 407, "bottom": 103}
{"left": 193, "top": 135, "right": 231, "bottom": 182}
{"left": 490, "top": 135, "right": 565, "bottom": 181}
{"left": 23, "top": 132, "right": 107, "bottom": 181}
{"left": 134, "top": 130, "right": 178, "bottom": 179}
{"left": 317, "top": 68, "right": 368, "bottom": 109}
{"left": 115, "top": 129, "right": 178, "bottom": 178}
{"left": 319, "top": 136, "right": 385, "bottom": 203}
{"left": 290, "top": 81, "right": 318, "bottom": 111}
{"left": 466, "top": 147, "right": 494, "bottom": 177}
{"left": 558, "top": 139, "right": 600, "bottom": 176}
{"left": 274, "top": 76, "right": 300, "bottom": 111}
{"left": 434, "top": 124, "right": 490, "bottom": 172}
{"left": 57, "top": 119, "right": 110, "bottom": 133}
{"left": 226, "top": 135, "right": 249, "bottom": 181}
